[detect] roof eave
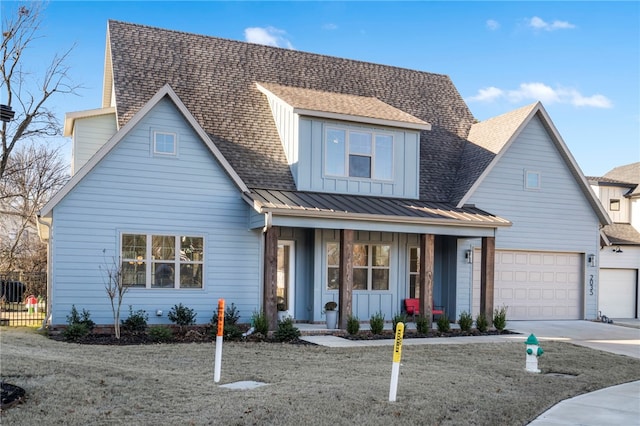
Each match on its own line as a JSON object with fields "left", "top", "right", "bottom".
{"left": 293, "top": 108, "right": 431, "bottom": 131}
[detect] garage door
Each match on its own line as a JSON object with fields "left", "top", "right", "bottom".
{"left": 599, "top": 269, "right": 637, "bottom": 318}
{"left": 473, "top": 250, "right": 582, "bottom": 320}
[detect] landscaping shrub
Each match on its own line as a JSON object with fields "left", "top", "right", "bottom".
{"left": 121, "top": 306, "right": 148, "bottom": 335}
{"left": 148, "top": 325, "right": 173, "bottom": 342}
{"left": 211, "top": 303, "right": 241, "bottom": 326}
{"left": 168, "top": 303, "right": 197, "bottom": 327}
{"left": 392, "top": 312, "right": 408, "bottom": 335}
{"left": 476, "top": 312, "right": 489, "bottom": 333}
{"left": 251, "top": 310, "right": 269, "bottom": 335}
{"left": 369, "top": 311, "right": 385, "bottom": 335}
{"left": 458, "top": 311, "right": 473, "bottom": 332}
{"left": 274, "top": 317, "right": 300, "bottom": 342}
{"left": 346, "top": 315, "right": 360, "bottom": 335}
{"left": 66, "top": 304, "right": 95, "bottom": 331}
{"left": 493, "top": 305, "right": 508, "bottom": 331}
{"left": 415, "top": 315, "right": 430, "bottom": 334}
{"left": 436, "top": 313, "right": 450, "bottom": 333}
{"left": 62, "top": 323, "right": 90, "bottom": 341}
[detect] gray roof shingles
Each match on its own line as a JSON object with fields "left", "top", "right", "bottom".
{"left": 107, "top": 20, "right": 476, "bottom": 202}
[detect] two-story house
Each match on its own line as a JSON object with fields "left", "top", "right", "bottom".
{"left": 589, "top": 162, "right": 640, "bottom": 319}
{"left": 38, "top": 21, "right": 609, "bottom": 329}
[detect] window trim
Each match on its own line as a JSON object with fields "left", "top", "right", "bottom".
{"left": 524, "top": 170, "right": 541, "bottom": 190}
{"left": 120, "top": 233, "right": 204, "bottom": 289}
{"left": 324, "top": 125, "right": 394, "bottom": 181}
{"left": 152, "top": 131, "right": 177, "bottom": 156}
{"left": 326, "top": 242, "right": 391, "bottom": 291}
{"left": 609, "top": 199, "right": 620, "bottom": 211}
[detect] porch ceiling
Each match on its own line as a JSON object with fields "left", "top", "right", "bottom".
{"left": 244, "top": 189, "right": 511, "bottom": 228}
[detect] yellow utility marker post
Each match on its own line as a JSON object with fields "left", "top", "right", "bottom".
{"left": 388, "top": 322, "right": 404, "bottom": 401}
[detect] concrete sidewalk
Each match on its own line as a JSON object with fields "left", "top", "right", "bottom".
{"left": 300, "top": 320, "right": 640, "bottom": 425}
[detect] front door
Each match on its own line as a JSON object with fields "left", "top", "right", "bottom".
{"left": 277, "top": 241, "right": 295, "bottom": 319}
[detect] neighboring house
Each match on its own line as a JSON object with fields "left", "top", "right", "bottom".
{"left": 588, "top": 162, "right": 640, "bottom": 319}
{"left": 37, "top": 21, "right": 609, "bottom": 329}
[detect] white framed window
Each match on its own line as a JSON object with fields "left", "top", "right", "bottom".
{"left": 153, "top": 131, "right": 177, "bottom": 155}
{"left": 121, "top": 233, "right": 204, "bottom": 289}
{"left": 525, "top": 170, "right": 541, "bottom": 190}
{"left": 324, "top": 126, "right": 394, "bottom": 180}
{"left": 409, "top": 247, "right": 420, "bottom": 299}
{"left": 326, "top": 242, "right": 390, "bottom": 291}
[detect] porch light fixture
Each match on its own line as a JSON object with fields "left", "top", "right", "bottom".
{"left": 0, "top": 104, "right": 15, "bottom": 122}
{"left": 465, "top": 250, "right": 473, "bottom": 264}
{"left": 587, "top": 254, "right": 596, "bottom": 267}
{"left": 612, "top": 246, "right": 623, "bottom": 253}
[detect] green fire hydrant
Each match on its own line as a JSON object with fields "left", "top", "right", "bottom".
{"left": 525, "top": 333, "right": 544, "bottom": 373}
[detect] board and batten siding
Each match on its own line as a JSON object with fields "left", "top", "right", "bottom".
{"left": 465, "top": 116, "right": 601, "bottom": 318}
{"left": 296, "top": 118, "right": 420, "bottom": 198}
{"left": 50, "top": 97, "right": 260, "bottom": 326}
{"left": 72, "top": 113, "right": 117, "bottom": 175}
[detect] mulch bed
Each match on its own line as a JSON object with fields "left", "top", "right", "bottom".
{"left": 344, "top": 328, "right": 518, "bottom": 340}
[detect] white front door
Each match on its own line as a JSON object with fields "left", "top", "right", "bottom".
{"left": 277, "top": 241, "right": 295, "bottom": 319}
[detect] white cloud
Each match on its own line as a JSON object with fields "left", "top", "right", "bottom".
{"left": 527, "top": 16, "right": 576, "bottom": 31}
{"left": 486, "top": 19, "right": 500, "bottom": 31}
{"left": 467, "top": 82, "right": 612, "bottom": 108}
{"left": 322, "top": 23, "right": 338, "bottom": 30}
{"left": 244, "top": 26, "right": 294, "bottom": 49}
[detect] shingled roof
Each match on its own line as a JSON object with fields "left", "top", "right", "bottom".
{"left": 106, "top": 20, "right": 476, "bottom": 202}
{"left": 603, "top": 162, "right": 640, "bottom": 197}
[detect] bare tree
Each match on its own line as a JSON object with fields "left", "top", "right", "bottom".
{"left": 0, "top": 142, "right": 68, "bottom": 271}
{"left": 101, "top": 252, "right": 128, "bottom": 340}
{"left": 1, "top": 1, "right": 81, "bottom": 179}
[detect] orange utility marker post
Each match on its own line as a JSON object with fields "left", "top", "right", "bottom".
{"left": 214, "top": 299, "right": 225, "bottom": 383}
{"left": 388, "top": 322, "right": 404, "bottom": 402}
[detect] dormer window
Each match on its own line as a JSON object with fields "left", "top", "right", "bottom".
{"left": 325, "top": 126, "right": 393, "bottom": 180}
{"left": 609, "top": 199, "right": 620, "bottom": 211}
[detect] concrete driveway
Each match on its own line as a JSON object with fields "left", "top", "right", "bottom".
{"left": 505, "top": 320, "right": 640, "bottom": 359}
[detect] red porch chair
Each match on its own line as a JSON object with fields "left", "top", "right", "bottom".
{"left": 404, "top": 298, "right": 444, "bottom": 321}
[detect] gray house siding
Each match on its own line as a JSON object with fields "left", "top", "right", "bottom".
{"left": 465, "top": 116, "right": 601, "bottom": 318}
{"left": 50, "top": 98, "right": 261, "bottom": 326}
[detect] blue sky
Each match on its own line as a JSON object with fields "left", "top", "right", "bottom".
{"left": 3, "top": 1, "right": 639, "bottom": 176}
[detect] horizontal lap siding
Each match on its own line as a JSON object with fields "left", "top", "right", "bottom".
{"left": 73, "top": 114, "right": 117, "bottom": 173}
{"left": 51, "top": 98, "right": 260, "bottom": 326}
{"left": 467, "top": 116, "right": 600, "bottom": 318}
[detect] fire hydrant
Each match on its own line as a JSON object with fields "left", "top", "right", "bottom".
{"left": 525, "top": 333, "right": 544, "bottom": 373}
{"left": 25, "top": 295, "right": 38, "bottom": 315}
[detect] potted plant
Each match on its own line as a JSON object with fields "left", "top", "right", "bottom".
{"left": 277, "top": 297, "right": 289, "bottom": 322}
{"left": 324, "top": 301, "right": 338, "bottom": 329}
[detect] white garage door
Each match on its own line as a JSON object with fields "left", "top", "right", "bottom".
{"left": 599, "top": 269, "right": 637, "bottom": 318}
{"left": 473, "top": 250, "right": 582, "bottom": 320}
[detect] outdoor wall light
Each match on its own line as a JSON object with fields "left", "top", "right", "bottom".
{"left": 587, "top": 254, "right": 596, "bottom": 267}
{"left": 156, "top": 310, "right": 163, "bottom": 316}
{"left": 465, "top": 250, "right": 473, "bottom": 264}
{"left": 612, "top": 246, "right": 623, "bottom": 253}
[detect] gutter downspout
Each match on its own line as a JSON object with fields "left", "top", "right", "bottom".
{"left": 263, "top": 211, "right": 272, "bottom": 234}
{"left": 36, "top": 215, "right": 53, "bottom": 330}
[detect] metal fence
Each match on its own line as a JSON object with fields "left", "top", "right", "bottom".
{"left": 0, "top": 272, "right": 47, "bottom": 327}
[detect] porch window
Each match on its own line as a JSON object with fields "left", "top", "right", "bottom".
{"left": 409, "top": 247, "right": 420, "bottom": 298}
{"left": 121, "top": 233, "right": 203, "bottom": 289}
{"left": 324, "top": 126, "right": 393, "bottom": 180}
{"left": 326, "top": 242, "right": 390, "bottom": 290}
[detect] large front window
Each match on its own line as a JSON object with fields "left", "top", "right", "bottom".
{"left": 327, "top": 242, "right": 390, "bottom": 290}
{"left": 325, "top": 127, "right": 393, "bottom": 180}
{"left": 121, "top": 234, "right": 204, "bottom": 289}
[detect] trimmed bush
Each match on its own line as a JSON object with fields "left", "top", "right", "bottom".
{"left": 458, "top": 311, "right": 473, "bottom": 332}
{"left": 436, "top": 313, "right": 450, "bottom": 333}
{"left": 392, "top": 312, "right": 408, "bottom": 335}
{"left": 274, "top": 317, "right": 300, "bottom": 342}
{"left": 168, "top": 303, "right": 196, "bottom": 327}
{"left": 148, "top": 325, "right": 173, "bottom": 342}
{"left": 416, "top": 315, "right": 430, "bottom": 334}
{"left": 369, "top": 311, "right": 385, "bottom": 335}
{"left": 251, "top": 310, "right": 269, "bottom": 335}
{"left": 62, "top": 323, "right": 90, "bottom": 341}
{"left": 476, "top": 312, "right": 489, "bottom": 333}
{"left": 211, "top": 302, "right": 241, "bottom": 326}
{"left": 493, "top": 305, "right": 508, "bottom": 331}
{"left": 66, "top": 304, "right": 95, "bottom": 331}
{"left": 346, "top": 315, "right": 360, "bottom": 335}
{"left": 121, "top": 306, "right": 148, "bottom": 335}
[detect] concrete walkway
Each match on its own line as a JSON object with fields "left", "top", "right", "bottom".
{"left": 300, "top": 319, "right": 640, "bottom": 425}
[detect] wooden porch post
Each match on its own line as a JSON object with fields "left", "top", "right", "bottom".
{"left": 419, "top": 234, "right": 435, "bottom": 325}
{"left": 338, "top": 229, "right": 354, "bottom": 329}
{"left": 263, "top": 226, "right": 279, "bottom": 331}
{"left": 480, "top": 236, "right": 495, "bottom": 325}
